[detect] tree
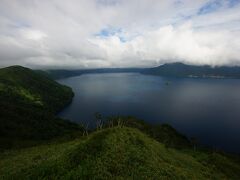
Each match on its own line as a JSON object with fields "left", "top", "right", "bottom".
{"left": 94, "top": 112, "right": 103, "bottom": 130}
{"left": 82, "top": 122, "right": 89, "bottom": 136}
{"left": 190, "top": 137, "right": 197, "bottom": 151}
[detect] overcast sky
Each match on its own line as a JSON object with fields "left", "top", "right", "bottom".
{"left": 0, "top": 0, "right": 240, "bottom": 69}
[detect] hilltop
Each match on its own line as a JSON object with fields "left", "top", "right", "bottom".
{"left": 0, "top": 126, "right": 240, "bottom": 179}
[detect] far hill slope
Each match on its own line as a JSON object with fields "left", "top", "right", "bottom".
{"left": 0, "top": 66, "right": 81, "bottom": 149}
{"left": 143, "top": 62, "right": 240, "bottom": 78}
{"left": 40, "top": 68, "right": 144, "bottom": 79}
{"left": 1, "top": 127, "right": 239, "bottom": 179}
{"left": 0, "top": 66, "right": 73, "bottom": 112}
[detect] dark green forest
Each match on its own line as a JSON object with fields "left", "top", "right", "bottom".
{"left": 0, "top": 66, "right": 82, "bottom": 149}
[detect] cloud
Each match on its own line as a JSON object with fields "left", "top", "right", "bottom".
{"left": 20, "top": 29, "right": 47, "bottom": 41}
{"left": 90, "top": 23, "right": 240, "bottom": 67}
{"left": 0, "top": 0, "right": 240, "bottom": 69}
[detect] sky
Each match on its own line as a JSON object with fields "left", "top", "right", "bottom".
{"left": 0, "top": 0, "right": 240, "bottom": 69}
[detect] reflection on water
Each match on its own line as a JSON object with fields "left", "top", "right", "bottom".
{"left": 58, "top": 73, "right": 240, "bottom": 153}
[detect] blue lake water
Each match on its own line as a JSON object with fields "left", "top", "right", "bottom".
{"left": 58, "top": 73, "right": 240, "bottom": 153}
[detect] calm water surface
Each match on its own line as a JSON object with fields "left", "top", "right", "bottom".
{"left": 58, "top": 73, "right": 240, "bottom": 153}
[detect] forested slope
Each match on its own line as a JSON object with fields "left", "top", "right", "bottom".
{"left": 0, "top": 66, "right": 81, "bottom": 149}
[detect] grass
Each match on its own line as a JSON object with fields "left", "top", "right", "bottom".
{"left": 1, "top": 127, "right": 239, "bottom": 179}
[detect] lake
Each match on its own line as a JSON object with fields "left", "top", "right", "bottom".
{"left": 58, "top": 73, "right": 240, "bottom": 153}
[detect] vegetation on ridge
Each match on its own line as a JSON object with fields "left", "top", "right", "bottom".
{"left": 0, "top": 66, "right": 82, "bottom": 149}
{"left": 0, "top": 126, "right": 240, "bottom": 179}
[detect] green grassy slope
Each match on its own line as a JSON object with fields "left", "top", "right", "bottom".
{"left": 0, "top": 66, "right": 73, "bottom": 111}
{"left": 0, "top": 127, "right": 239, "bottom": 179}
{"left": 0, "top": 66, "right": 81, "bottom": 149}
{"left": 104, "top": 116, "right": 191, "bottom": 149}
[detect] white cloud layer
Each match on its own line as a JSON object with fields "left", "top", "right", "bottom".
{"left": 0, "top": 0, "right": 240, "bottom": 68}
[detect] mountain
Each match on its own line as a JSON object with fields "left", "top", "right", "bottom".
{"left": 1, "top": 65, "right": 240, "bottom": 179}
{"left": 143, "top": 62, "right": 240, "bottom": 78}
{"left": 0, "top": 66, "right": 81, "bottom": 149}
{"left": 41, "top": 68, "right": 144, "bottom": 79}
{"left": 1, "top": 126, "right": 240, "bottom": 179}
{"left": 39, "top": 63, "right": 240, "bottom": 80}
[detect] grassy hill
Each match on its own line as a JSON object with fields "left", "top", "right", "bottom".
{"left": 0, "top": 66, "right": 81, "bottom": 149}
{"left": 0, "top": 127, "right": 240, "bottom": 179}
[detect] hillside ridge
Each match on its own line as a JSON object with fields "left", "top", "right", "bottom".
{"left": 1, "top": 127, "right": 240, "bottom": 179}
{"left": 0, "top": 65, "right": 81, "bottom": 149}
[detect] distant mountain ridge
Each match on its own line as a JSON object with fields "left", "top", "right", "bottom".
{"left": 38, "top": 62, "right": 240, "bottom": 79}
{"left": 142, "top": 62, "right": 240, "bottom": 78}
{"left": 38, "top": 68, "right": 144, "bottom": 79}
